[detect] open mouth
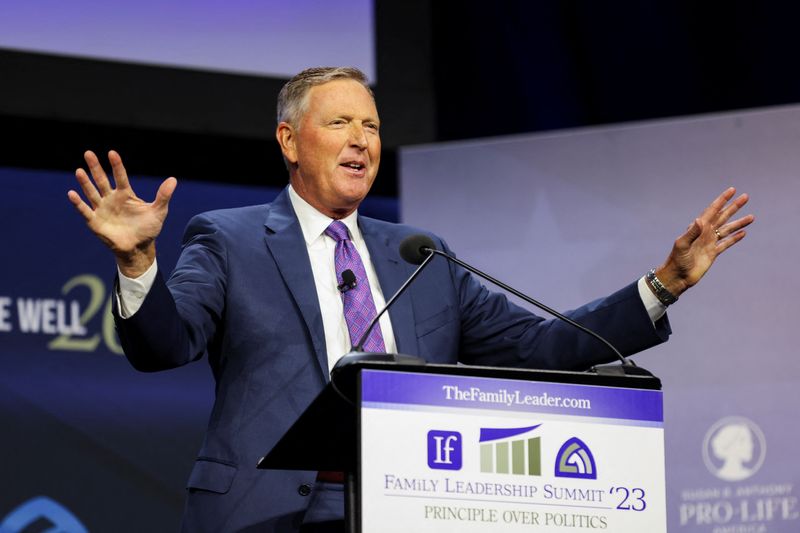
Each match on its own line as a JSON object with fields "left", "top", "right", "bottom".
{"left": 341, "top": 161, "right": 365, "bottom": 171}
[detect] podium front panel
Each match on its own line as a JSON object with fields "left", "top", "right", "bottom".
{"left": 359, "top": 368, "right": 666, "bottom": 532}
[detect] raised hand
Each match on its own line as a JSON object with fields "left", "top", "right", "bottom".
{"left": 68, "top": 150, "right": 177, "bottom": 277}
{"left": 656, "top": 187, "right": 754, "bottom": 298}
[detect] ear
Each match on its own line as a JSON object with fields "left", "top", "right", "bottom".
{"left": 276, "top": 122, "right": 298, "bottom": 164}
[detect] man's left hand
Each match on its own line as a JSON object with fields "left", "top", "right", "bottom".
{"left": 655, "top": 187, "right": 754, "bottom": 298}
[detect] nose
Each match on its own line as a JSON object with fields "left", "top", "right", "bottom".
{"left": 349, "top": 123, "right": 369, "bottom": 150}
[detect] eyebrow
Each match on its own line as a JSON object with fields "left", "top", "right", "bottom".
{"left": 327, "top": 114, "right": 381, "bottom": 125}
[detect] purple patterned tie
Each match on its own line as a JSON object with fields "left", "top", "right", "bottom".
{"left": 325, "top": 220, "right": 386, "bottom": 352}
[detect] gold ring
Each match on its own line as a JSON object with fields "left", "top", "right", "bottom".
{"left": 715, "top": 228, "right": 722, "bottom": 239}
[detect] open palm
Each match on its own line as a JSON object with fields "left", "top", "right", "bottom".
{"left": 68, "top": 150, "right": 176, "bottom": 276}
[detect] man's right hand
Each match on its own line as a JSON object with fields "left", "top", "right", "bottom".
{"left": 68, "top": 150, "right": 177, "bottom": 278}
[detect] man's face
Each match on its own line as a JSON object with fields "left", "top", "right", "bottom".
{"left": 278, "top": 79, "right": 381, "bottom": 218}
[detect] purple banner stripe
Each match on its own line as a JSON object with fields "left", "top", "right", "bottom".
{"left": 361, "top": 370, "right": 663, "bottom": 423}
{"left": 480, "top": 424, "right": 541, "bottom": 442}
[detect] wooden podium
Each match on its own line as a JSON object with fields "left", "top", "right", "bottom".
{"left": 258, "top": 355, "right": 666, "bottom": 532}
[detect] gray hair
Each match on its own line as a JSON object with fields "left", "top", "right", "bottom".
{"left": 276, "top": 67, "right": 374, "bottom": 127}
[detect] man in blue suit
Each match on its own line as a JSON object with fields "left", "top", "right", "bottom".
{"left": 68, "top": 67, "right": 753, "bottom": 532}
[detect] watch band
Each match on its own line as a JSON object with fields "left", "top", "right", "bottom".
{"left": 646, "top": 268, "right": 678, "bottom": 306}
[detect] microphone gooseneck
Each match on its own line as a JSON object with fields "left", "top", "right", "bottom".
{"left": 397, "top": 234, "right": 635, "bottom": 369}
{"left": 352, "top": 243, "right": 437, "bottom": 351}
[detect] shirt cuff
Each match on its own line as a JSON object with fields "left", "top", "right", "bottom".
{"left": 638, "top": 276, "right": 667, "bottom": 324}
{"left": 116, "top": 259, "right": 158, "bottom": 318}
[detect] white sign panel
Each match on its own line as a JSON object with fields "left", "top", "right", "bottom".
{"left": 360, "top": 369, "right": 666, "bottom": 532}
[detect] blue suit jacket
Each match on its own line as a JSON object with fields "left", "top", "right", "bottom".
{"left": 115, "top": 188, "right": 670, "bottom": 532}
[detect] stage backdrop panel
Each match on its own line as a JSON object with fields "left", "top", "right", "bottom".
{"left": 0, "top": 167, "right": 395, "bottom": 531}
{"left": 400, "top": 105, "right": 800, "bottom": 533}
{"left": 0, "top": 0, "right": 374, "bottom": 78}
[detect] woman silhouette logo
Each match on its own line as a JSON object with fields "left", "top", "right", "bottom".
{"left": 702, "top": 417, "right": 766, "bottom": 482}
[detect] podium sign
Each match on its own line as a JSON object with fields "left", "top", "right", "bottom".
{"left": 359, "top": 368, "right": 666, "bottom": 532}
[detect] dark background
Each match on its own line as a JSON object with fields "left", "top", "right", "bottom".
{"left": 3, "top": 1, "right": 800, "bottom": 196}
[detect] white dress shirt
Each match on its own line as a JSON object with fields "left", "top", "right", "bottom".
{"left": 285, "top": 185, "right": 397, "bottom": 371}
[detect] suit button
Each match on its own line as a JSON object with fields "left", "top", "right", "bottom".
{"left": 298, "top": 484, "right": 312, "bottom": 496}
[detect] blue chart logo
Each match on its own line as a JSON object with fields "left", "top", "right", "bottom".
{"left": 427, "top": 430, "right": 462, "bottom": 470}
{"left": 0, "top": 496, "right": 88, "bottom": 533}
{"left": 554, "top": 437, "right": 597, "bottom": 479}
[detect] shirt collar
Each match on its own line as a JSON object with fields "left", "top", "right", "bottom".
{"left": 287, "top": 185, "right": 361, "bottom": 245}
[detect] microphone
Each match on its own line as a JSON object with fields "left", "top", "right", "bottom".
{"left": 331, "top": 241, "right": 434, "bottom": 378}
{"left": 398, "top": 234, "right": 643, "bottom": 372}
{"left": 350, "top": 238, "right": 438, "bottom": 352}
{"left": 337, "top": 269, "right": 357, "bottom": 292}
{"left": 399, "top": 234, "right": 436, "bottom": 265}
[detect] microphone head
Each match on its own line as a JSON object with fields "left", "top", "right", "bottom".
{"left": 338, "top": 269, "right": 357, "bottom": 292}
{"left": 399, "top": 234, "right": 436, "bottom": 265}
{"left": 341, "top": 269, "right": 356, "bottom": 286}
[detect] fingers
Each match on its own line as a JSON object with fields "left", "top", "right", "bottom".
{"left": 73, "top": 149, "right": 139, "bottom": 207}
{"left": 673, "top": 218, "right": 704, "bottom": 252}
{"left": 75, "top": 150, "right": 118, "bottom": 206}
{"left": 83, "top": 150, "right": 113, "bottom": 195}
{"left": 108, "top": 150, "right": 132, "bottom": 191}
{"left": 707, "top": 186, "right": 753, "bottom": 241}
{"left": 714, "top": 192, "right": 749, "bottom": 227}
{"left": 74, "top": 167, "right": 103, "bottom": 207}
{"left": 716, "top": 229, "right": 747, "bottom": 254}
{"left": 699, "top": 187, "right": 753, "bottom": 244}
{"left": 699, "top": 187, "right": 736, "bottom": 221}
{"left": 66, "top": 189, "right": 95, "bottom": 221}
{"left": 154, "top": 177, "right": 178, "bottom": 209}
{"left": 717, "top": 213, "right": 755, "bottom": 239}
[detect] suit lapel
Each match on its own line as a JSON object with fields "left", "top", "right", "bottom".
{"left": 263, "top": 189, "right": 329, "bottom": 381}
{"left": 360, "top": 218, "right": 419, "bottom": 356}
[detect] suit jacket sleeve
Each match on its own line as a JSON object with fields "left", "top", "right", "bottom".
{"left": 425, "top": 237, "right": 671, "bottom": 371}
{"left": 114, "top": 212, "right": 227, "bottom": 372}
